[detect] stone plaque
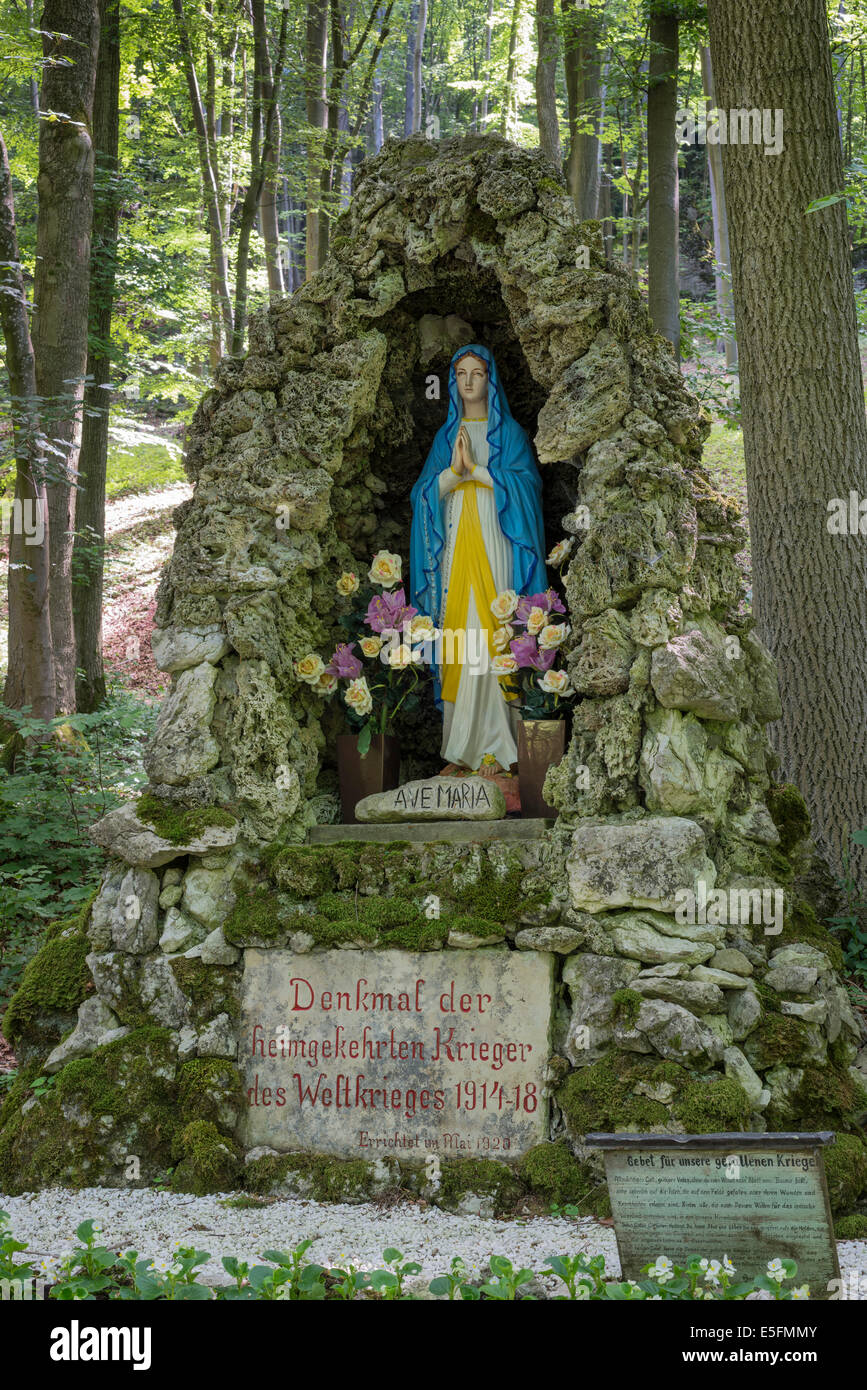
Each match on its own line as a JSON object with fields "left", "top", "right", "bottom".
{"left": 355, "top": 776, "right": 506, "bottom": 822}
{"left": 587, "top": 1132, "right": 841, "bottom": 1296}
{"left": 241, "top": 949, "right": 553, "bottom": 1158}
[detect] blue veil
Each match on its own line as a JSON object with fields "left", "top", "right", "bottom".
{"left": 409, "top": 344, "right": 548, "bottom": 679}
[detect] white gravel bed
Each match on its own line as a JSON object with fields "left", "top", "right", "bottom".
{"left": 3, "top": 1188, "right": 866, "bottom": 1297}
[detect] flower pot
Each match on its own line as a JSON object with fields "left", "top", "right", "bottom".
{"left": 337, "top": 733, "right": 401, "bottom": 824}
{"left": 517, "top": 719, "right": 566, "bottom": 819}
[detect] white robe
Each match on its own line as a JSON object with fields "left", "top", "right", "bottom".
{"left": 437, "top": 418, "right": 518, "bottom": 770}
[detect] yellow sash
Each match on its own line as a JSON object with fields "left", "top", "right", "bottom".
{"left": 440, "top": 482, "right": 515, "bottom": 704}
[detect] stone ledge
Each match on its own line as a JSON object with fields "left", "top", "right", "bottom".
{"left": 307, "top": 818, "right": 553, "bottom": 845}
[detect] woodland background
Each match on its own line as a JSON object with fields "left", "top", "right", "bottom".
{"left": 1, "top": 0, "right": 867, "bottom": 1020}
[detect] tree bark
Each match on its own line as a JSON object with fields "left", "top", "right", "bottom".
{"left": 73, "top": 0, "right": 121, "bottom": 713}
{"left": 404, "top": 0, "right": 417, "bottom": 136}
{"left": 535, "top": 0, "right": 561, "bottom": 164}
{"left": 480, "top": 0, "right": 493, "bottom": 128}
{"left": 500, "top": 0, "right": 524, "bottom": 138}
{"left": 708, "top": 0, "right": 867, "bottom": 879}
{"left": 305, "top": 0, "right": 328, "bottom": 278}
{"left": 562, "top": 0, "right": 602, "bottom": 217}
{"left": 647, "top": 3, "right": 680, "bottom": 357}
{"left": 32, "top": 0, "right": 101, "bottom": 714}
{"left": 412, "top": 0, "right": 427, "bottom": 133}
{"left": 0, "top": 131, "right": 55, "bottom": 721}
{"left": 700, "top": 46, "right": 736, "bottom": 367}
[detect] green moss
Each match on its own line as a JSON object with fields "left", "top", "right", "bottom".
{"left": 557, "top": 1054, "right": 685, "bottom": 1135}
{"left": 177, "top": 1058, "right": 244, "bottom": 1129}
{"left": 3, "top": 928, "right": 93, "bottom": 1044}
{"left": 378, "top": 919, "right": 449, "bottom": 950}
{"left": 244, "top": 1151, "right": 374, "bottom": 1201}
{"left": 612, "top": 989, "right": 643, "bottom": 1030}
{"left": 436, "top": 1158, "right": 525, "bottom": 1215}
{"left": 519, "top": 1141, "right": 603, "bottom": 1210}
{"left": 445, "top": 915, "right": 503, "bottom": 938}
{"left": 766, "top": 784, "right": 811, "bottom": 855}
{"left": 171, "top": 1120, "right": 242, "bottom": 1195}
{"left": 304, "top": 916, "right": 379, "bottom": 947}
{"left": 136, "top": 793, "right": 237, "bottom": 846}
{"left": 774, "top": 1064, "right": 867, "bottom": 1131}
{"left": 824, "top": 1134, "right": 867, "bottom": 1214}
{"left": 265, "top": 845, "right": 334, "bottom": 897}
{"left": 224, "top": 882, "right": 287, "bottom": 946}
{"left": 835, "top": 1214, "right": 867, "bottom": 1239}
{"left": 673, "top": 1077, "right": 752, "bottom": 1133}
{"left": 745, "top": 1013, "right": 812, "bottom": 1069}
{"left": 169, "top": 959, "right": 239, "bottom": 1023}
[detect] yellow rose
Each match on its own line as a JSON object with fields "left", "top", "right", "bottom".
{"left": 344, "top": 676, "right": 373, "bottom": 716}
{"left": 492, "top": 623, "right": 514, "bottom": 652}
{"left": 368, "top": 550, "right": 402, "bottom": 588}
{"left": 538, "top": 668, "right": 570, "bottom": 694}
{"left": 295, "top": 653, "right": 325, "bottom": 685}
{"left": 547, "top": 538, "right": 573, "bottom": 567}
{"left": 388, "top": 643, "right": 416, "bottom": 669}
{"left": 490, "top": 589, "right": 519, "bottom": 622}
{"left": 410, "top": 614, "right": 437, "bottom": 639}
{"left": 316, "top": 672, "right": 338, "bottom": 695}
{"left": 336, "top": 571, "right": 360, "bottom": 596}
{"left": 491, "top": 653, "right": 518, "bottom": 675}
{"left": 526, "top": 606, "right": 546, "bottom": 635}
{"left": 360, "top": 636, "right": 383, "bottom": 657}
{"left": 538, "top": 622, "right": 569, "bottom": 649}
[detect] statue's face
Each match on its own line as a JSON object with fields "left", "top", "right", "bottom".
{"left": 454, "top": 354, "right": 488, "bottom": 411}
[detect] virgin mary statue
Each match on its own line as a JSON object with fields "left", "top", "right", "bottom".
{"left": 410, "top": 345, "right": 547, "bottom": 776}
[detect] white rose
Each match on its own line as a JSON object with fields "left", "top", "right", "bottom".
{"left": 344, "top": 677, "right": 373, "bottom": 716}
{"left": 547, "top": 538, "right": 573, "bottom": 566}
{"left": 360, "top": 636, "right": 383, "bottom": 657}
{"left": 526, "top": 606, "right": 547, "bottom": 635}
{"left": 316, "top": 672, "right": 338, "bottom": 695}
{"left": 490, "top": 589, "right": 519, "bottom": 622}
{"left": 409, "top": 614, "right": 437, "bottom": 639}
{"left": 368, "top": 550, "right": 402, "bottom": 588}
{"left": 538, "top": 668, "right": 570, "bottom": 694}
{"left": 491, "top": 653, "right": 518, "bottom": 675}
{"left": 336, "top": 571, "right": 360, "bottom": 596}
{"left": 295, "top": 653, "right": 325, "bottom": 684}
{"left": 538, "top": 622, "right": 569, "bottom": 649}
{"left": 388, "top": 643, "right": 416, "bottom": 669}
{"left": 492, "top": 623, "right": 514, "bottom": 651}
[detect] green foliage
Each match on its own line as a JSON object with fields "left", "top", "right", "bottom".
{"left": 0, "top": 693, "right": 155, "bottom": 1006}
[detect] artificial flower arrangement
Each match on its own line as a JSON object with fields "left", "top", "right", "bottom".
{"left": 294, "top": 550, "right": 436, "bottom": 755}
{"left": 488, "top": 538, "right": 575, "bottom": 719}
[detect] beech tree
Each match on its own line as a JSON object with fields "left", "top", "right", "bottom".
{"left": 709, "top": 0, "right": 867, "bottom": 876}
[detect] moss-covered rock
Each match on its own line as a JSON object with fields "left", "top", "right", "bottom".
{"left": 835, "top": 1213, "right": 867, "bottom": 1239}
{"left": 823, "top": 1134, "right": 867, "bottom": 1214}
{"left": 672, "top": 1076, "right": 752, "bottom": 1132}
{"left": 519, "top": 1140, "right": 605, "bottom": 1211}
{"left": 766, "top": 784, "right": 811, "bottom": 855}
{"left": 434, "top": 1157, "right": 525, "bottom": 1216}
{"left": 169, "top": 958, "right": 240, "bottom": 1025}
{"left": 177, "top": 1058, "right": 244, "bottom": 1130}
{"left": 3, "top": 911, "right": 94, "bottom": 1065}
{"left": 171, "top": 1120, "right": 243, "bottom": 1194}
{"left": 136, "top": 793, "right": 237, "bottom": 845}
{"left": 557, "top": 1054, "right": 687, "bottom": 1136}
{"left": 244, "top": 1151, "right": 384, "bottom": 1202}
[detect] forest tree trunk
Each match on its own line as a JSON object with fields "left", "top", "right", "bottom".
{"left": 708, "top": 0, "right": 867, "bottom": 879}
{"left": 701, "top": 46, "right": 736, "bottom": 367}
{"left": 647, "top": 3, "right": 680, "bottom": 357}
{"left": 32, "top": 0, "right": 101, "bottom": 713}
{"left": 562, "top": 0, "right": 601, "bottom": 217}
{"left": 73, "top": 0, "right": 121, "bottom": 712}
{"left": 305, "top": 0, "right": 328, "bottom": 279}
{"left": 535, "top": 0, "right": 561, "bottom": 164}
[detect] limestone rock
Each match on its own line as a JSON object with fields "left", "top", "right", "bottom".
{"left": 768, "top": 944, "right": 832, "bottom": 976}
{"left": 448, "top": 930, "right": 504, "bottom": 948}
{"left": 197, "top": 1012, "right": 237, "bottom": 1059}
{"left": 780, "top": 999, "right": 828, "bottom": 1025}
{"left": 151, "top": 626, "right": 230, "bottom": 673}
{"left": 159, "top": 907, "right": 207, "bottom": 955}
{"left": 650, "top": 623, "right": 742, "bottom": 720}
{"left": 561, "top": 952, "right": 641, "bottom": 1064}
{"left": 690, "top": 965, "right": 750, "bottom": 991}
{"left": 728, "top": 984, "right": 761, "bottom": 1039}
{"left": 633, "top": 976, "right": 725, "bottom": 1013}
{"left": 355, "top": 776, "right": 506, "bottom": 822}
{"left": 723, "top": 1046, "right": 765, "bottom": 1108}
{"left": 89, "top": 800, "right": 239, "bottom": 868}
{"left": 607, "top": 918, "right": 716, "bottom": 966}
{"left": 110, "top": 867, "right": 160, "bottom": 954}
{"left": 640, "top": 707, "right": 740, "bottom": 819}
{"left": 572, "top": 608, "right": 635, "bottom": 696}
{"left": 44, "top": 999, "right": 125, "bottom": 1074}
{"left": 710, "top": 948, "right": 753, "bottom": 977}
{"left": 764, "top": 963, "right": 818, "bottom": 994}
{"left": 618, "top": 999, "right": 724, "bottom": 1066}
{"left": 200, "top": 927, "right": 241, "bottom": 965}
{"left": 144, "top": 662, "right": 221, "bottom": 786}
{"left": 567, "top": 815, "right": 716, "bottom": 914}
{"left": 182, "top": 861, "right": 240, "bottom": 927}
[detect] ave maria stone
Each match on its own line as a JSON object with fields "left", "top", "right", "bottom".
{"left": 241, "top": 949, "right": 552, "bottom": 1158}
{"left": 355, "top": 776, "right": 506, "bottom": 823}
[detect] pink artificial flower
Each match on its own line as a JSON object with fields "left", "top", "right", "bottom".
{"left": 509, "top": 634, "right": 556, "bottom": 672}
{"left": 326, "top": 642, "right": 363, "bottom": 679}
{"left": 515, "top": 591, "right": 553, "bottom": 624}
{"left": 365, "top": 587, "right": 418, "bottom": 634}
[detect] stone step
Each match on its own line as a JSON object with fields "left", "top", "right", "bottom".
{"left": 307, "top": 818, "right": 553, "bottom": 845}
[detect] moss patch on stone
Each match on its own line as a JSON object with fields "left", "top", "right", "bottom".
{"left": 244, "top": 1151, "right": 376, "bottom": 1202}
{"left": 177, "top": 1058, "right": 244, "bottom": 1129}
{"left": 557, "top": 1054, "right": 686, "bottom": 1135}
{"left": 169, "top": 959, "right": 240, "bottom": 1024}
{"left": 136, "top": 793, "right": 237, "bottom": 845}
{"left": 823, "top": 1134, "right": 867, "bottom": 1214}
{"left": 3, "top": 924, "right": 93, "bottom": 1044}
{"left": 171, "top": 1120, "right": 243, "bottom": 1195}
{"left": 519, "top": 1140, "right": 606, "bottom": 1212}
{"left": 766, "top": 784, "right": 811, "bottom": 855}
{"left": 612, "top": 988, "right": 643, "bottom": 1030}
{"left": 835, "top": 1214, "right": 867, "bottom": 1239}
{"left": 435, "top": 1157, "right": 525, "bottom": 1215}
{"left": 673, "top": 1076, "right": 752, "bottom": 1133}
{"left": 744, "top": 1013, "right": 812, "bottom": 1070}
{"left": 778, "top": 900, "right": 844, "bottom": 971}
{"left": 224, "top": 882, "right": 287, "bottom": 946}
